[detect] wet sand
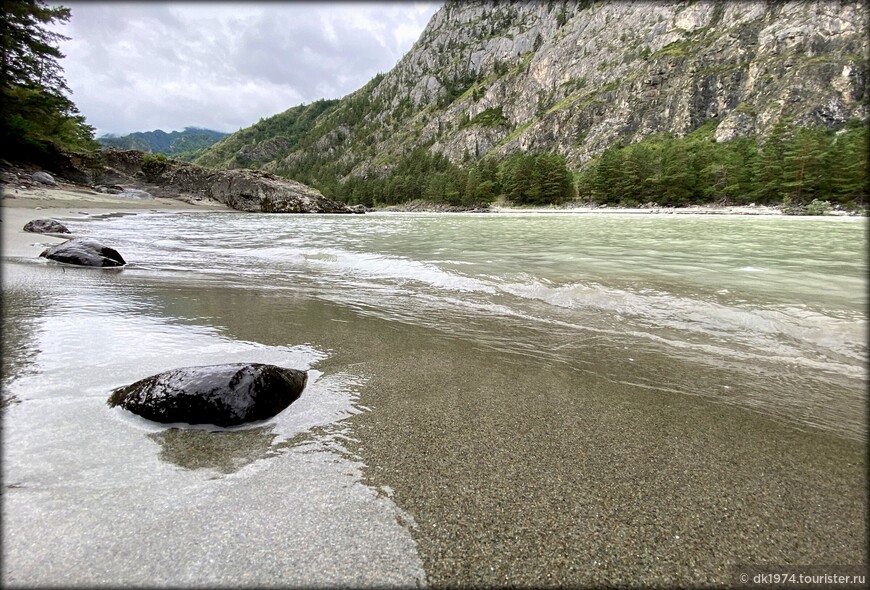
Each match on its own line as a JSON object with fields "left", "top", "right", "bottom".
{"left": 2, "top": 187, "right": 866, "bottom": 586}
{"left": 1, "top": 184, "right": 231, "bottom": 259}
{"left": 154, "top": 290, "right": 867, "bottom": 587}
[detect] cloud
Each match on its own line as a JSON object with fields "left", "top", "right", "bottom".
{"left": 51, "top": 1, "right": 441, "bottom": 135}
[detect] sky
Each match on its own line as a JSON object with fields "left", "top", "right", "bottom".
{"left": 50, "top": 2, "right": 442, "bottom": 137}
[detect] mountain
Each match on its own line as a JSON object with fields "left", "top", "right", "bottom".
{"left": 194, "top": 0, "right": 868, "bottom": 205}
{"left": 98, "top": 127, "right": 228, "bottom": 161}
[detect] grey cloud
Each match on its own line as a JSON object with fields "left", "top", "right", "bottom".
{"left": 52, "top": 2, "right": 441, "bottom": 135}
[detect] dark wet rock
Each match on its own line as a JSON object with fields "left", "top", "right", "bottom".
{"left": 39, "top": 237, "right": 126, "bottom": 267}
{"left": 31, "top": 171, "right": 56, "bottom": 185}
{"left": 108, "top": 363, "right": 308, "bottom": 427}
{"left": 23, "top": 219, "right": 70, "bottom": 234}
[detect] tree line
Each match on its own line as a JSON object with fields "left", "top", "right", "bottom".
{"left": 0, "top": 0, "right": 97, "bottom": 159}
{"left": 339, "top": 148, "right": 574, "bottom": 208}
{"left": 577, "top": 119, "right": 867, "bottom": 209}
{"left": 332, "top": 118, "right": 866, "bottom": 211}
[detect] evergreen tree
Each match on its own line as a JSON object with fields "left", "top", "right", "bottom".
{"left": 826, "top": 122, "right": 868, "bottom": 206}
{"left": 593, "top": 146, "right": 623, "bottom": 204}
{"left": 754, "top": 118, "right": 790, "bottom": 204}
{"left": 533, "top": 153, "right": 574, "bottom": 204}
{"left": 0, "top": 0, "right": 96, "bottom": 157}
{"left": 782, "top": 126, "right": 827, "bottom": 204}
{"left": 658, "top": 139, "right": 693, "bottom": 206}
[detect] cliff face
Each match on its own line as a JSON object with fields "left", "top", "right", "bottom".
{"left": 196, "top": 0, "right": 868, "bottom": 178}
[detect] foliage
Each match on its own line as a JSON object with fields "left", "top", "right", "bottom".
{"left": 460, "top": 106, "right": 509, "bottom": 129}
{"left": 0, "top": 0, "right": 97, "bottom": 158}
{"left": 581, "top": 120, "right": 868, "bottom": 209}
{"left": 194, "top": 99, "right": 339, "bottom": 168}
{"left": 142, "top": 152, "right": 167, "bottom": 166}
{"left": 334, "top": 147, "right": 575, "bottom": 209}
{"left": 783, "top": 197, "right": 834, "bottom": 216}
{"left": 99, "top": 127, "right": 227, "bottom": 160}
{"left": 498, "top": 152, "right": 574, "bottom": 205}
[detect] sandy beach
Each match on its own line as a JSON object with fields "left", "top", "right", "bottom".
{"left": 1, "top": 183, "right": 231, "bottom": 259}
{"left": 2, "top": 180, "right": 866, "bottom": 586}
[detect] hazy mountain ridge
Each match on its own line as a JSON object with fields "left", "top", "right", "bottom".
{"left": 194, "top": 0, "right": 868, "bottom": 188}
{"left": 99, "top": 127, "right": 228, "bottom": 160}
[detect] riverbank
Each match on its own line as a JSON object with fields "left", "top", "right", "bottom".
{"left": 2, "top": 199, "right": 865, "bottom": 586}
{"left": 1, "top": 182, "right": 231, "bottom": 259}
{"left": 491, "top": 203, "right": 788, "bottom": 215}
{"left": 373, "top": 199, "right": 864, "bottom": 216}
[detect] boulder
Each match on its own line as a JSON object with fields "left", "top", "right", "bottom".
{"left": 349, "top": 204, "right": 367, "bottom": 214}
{"left": 23, "top": 219, "right": 70, "bottom": 234}
{"left": 107, "top": 363, "right": 308, "bottom": 427}
{"left": 117, "top": 188, "right": 153, "bottom": 199}
{"left": 39, "top": 237, "right": 126, "bottom": 267}
{"left": 31, "top": 171, "right": 57, "bottom": 185}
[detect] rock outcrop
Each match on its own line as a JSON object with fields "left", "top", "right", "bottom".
{"left": 39, "top": 237, "right": 126, "bottom": 267}
{"left": 107, "top": 363, "right": 308, "bottom": 427}
{"left": 194, "top": 0, "right": 868, "bottom": 176}
{"left": 95, "top": 149, "right": 353, "bottom": 213}
{"left": 31, "top": 171, "right": 56, "bottom": 185}
{"left": 23, "top": 219, "right": 70, "bottom": 234}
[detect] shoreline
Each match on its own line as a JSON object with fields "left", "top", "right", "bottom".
{"left": 368, "top": 201, "right": 864, "bottom": 217}
{"left": 1, "top": 183, "right": 232, "bottom": 260}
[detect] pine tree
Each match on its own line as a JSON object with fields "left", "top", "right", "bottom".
{"left": 593, "top": 147, "right": 623, "bottom": 204}
{"left": 782, "top": 126, "right": 827, "bottom": 204}
{"left": 754, "top": 118, "right": 790, "bottom": 204}
{"left": 826, "top": 124, "right": 869, "bottom": 206}
{"left": 0, "top": 0, "right": 96, "bottom": 156}
{"left": 658, "top": 139, "right": 693, "bottom": 206}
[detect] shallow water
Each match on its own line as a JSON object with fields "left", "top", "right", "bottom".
{"left": 2, "top": 211, "right": 867, "bottom": 586}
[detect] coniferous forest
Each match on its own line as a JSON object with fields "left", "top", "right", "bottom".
{"left": 0, "top": 1, "right": 97, "bottom": 160}
{"left": 331, "top": 118, "right": 867, "bottom": 211}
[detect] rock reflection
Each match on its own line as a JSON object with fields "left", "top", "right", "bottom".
{"left": 1, "top": 280, "right": 47, "bottom": 409}
{"left": 149, "top": 426, "right": 281, "bottom": 474}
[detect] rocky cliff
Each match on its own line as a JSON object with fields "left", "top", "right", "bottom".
{"left": 195, "top": 0, "right": 867, "bottom": 184}
{"left": 24, "top": 147, "right": 355, "bottom": 213}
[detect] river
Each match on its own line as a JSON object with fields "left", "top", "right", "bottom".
{"left": 2, "top": 211, "right": 866, "bottom": 586}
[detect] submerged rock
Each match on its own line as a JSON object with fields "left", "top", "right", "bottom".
{"left": 39, "top": 237, "right": 126, "bottom": 267}
{"left": 23, "top": 218, "right": 70, "bottom": 234}
{"left": 108, "top": 363, "right": 308, "bottom": 427}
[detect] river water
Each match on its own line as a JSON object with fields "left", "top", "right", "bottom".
{"left": 2, "top": 211, "right": 866, "bottom": 586}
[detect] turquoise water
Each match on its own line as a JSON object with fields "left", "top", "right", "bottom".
{"left": 2, "top": 211, "right": 866, "bottom": 585}
{"left": 31, "top": 211, "right": 864, "bottom": 437}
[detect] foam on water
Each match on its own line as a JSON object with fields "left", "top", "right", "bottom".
{"left": 46, "top": 210, "right": 868, "bottom": 440}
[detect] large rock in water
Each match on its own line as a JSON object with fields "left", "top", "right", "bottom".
{"left": 39, "top": 237, "right": 126, "bottom": 267}
{"left": 107, "top": 363, "right": 308, "bottom": 427}
{"left": 23, "top": 218, "right": 70, "bottom": 234}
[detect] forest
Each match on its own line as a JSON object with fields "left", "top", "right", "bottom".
{"left": 577, "top": 118, "right": 868, "bottom": 211}
{"left": 330, "top": 118, "right": 867, "bottom": 212}
{"left": 0, "top": 1, "right": 97, "bottom": 160}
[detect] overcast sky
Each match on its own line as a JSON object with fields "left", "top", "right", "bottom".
{"left": 50, "top": 2, "right": 442, "bottom": 137}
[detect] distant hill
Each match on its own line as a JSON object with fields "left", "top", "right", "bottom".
{"left": 192, "top": 0, "right": 868, "bottom": 208}
{"left": 98, "top": 127, "right": 228, "bottom": 161}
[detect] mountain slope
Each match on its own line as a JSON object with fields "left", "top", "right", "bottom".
{"left": 194, "top": 0, "right": 868, "bottom": 193}
{"left": 99, "top": 127, "right": 228, "bottom": 160}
